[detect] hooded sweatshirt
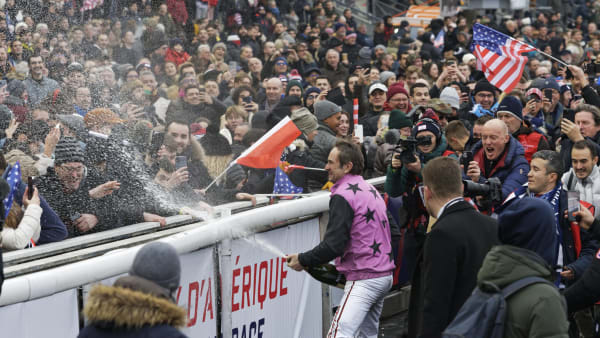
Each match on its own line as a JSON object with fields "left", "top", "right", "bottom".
{"left": 477, "top": 246, "right": 569, "bottom": 338}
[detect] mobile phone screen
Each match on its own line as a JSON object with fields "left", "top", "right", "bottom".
{"left": 175, "top": 156, "right": 188, "bottom": 170}
{"left": 567, "top": 191, "right": 580, "bottom": 222}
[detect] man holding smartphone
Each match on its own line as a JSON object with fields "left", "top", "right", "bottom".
{"left": 519, "top": 150, "right": 597, "bottom": 287}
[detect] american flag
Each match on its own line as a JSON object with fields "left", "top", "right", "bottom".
{"left": 2, "top": 161, "right": 20, "bottom": 219}
{"left": 273, "top": 165, "right": 303, "bottom": 195}
{"left": 470, "top": 23, "right": 536, "bottom": 93}
{"left": 81, "top": 0, "right": 104, "bottom": 12}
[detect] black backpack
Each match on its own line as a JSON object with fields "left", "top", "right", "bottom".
{"left": 442, "top": 276, "right": 554, "bottom": 338}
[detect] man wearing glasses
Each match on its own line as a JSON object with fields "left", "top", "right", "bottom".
{"left": 37, "top": 137, "right": 113, "bottom": 237}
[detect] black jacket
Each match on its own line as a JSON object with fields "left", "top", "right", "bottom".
{"left": 408, "top": 200, "right": 499, "bottom": 338}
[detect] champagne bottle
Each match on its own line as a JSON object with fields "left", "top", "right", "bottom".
{"left": 307, "top": 264, "right": 346, "bottom": 289}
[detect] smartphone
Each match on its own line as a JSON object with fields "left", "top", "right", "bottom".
{"left": 544, "top": 89, "right": 553, "bottom": 101}
{"left": 175, "top": 156, "right": 187, "bottom": 170}
{"left": 354, "top": 124, "right": 363, "bottom": 143}
{"left": 563, "top": 110, "right": 576, "bottom": 123}
{"left": 27, "top": 176, "right": 33, "bottom": 200}
{"left": 243, "top": 96, "right": 253, "bottom": 104}
{"left": 460, "top": 151, "right": 473, "bottom": 174}
{"left": 445, "top": 60, "right": 456, "bottom": 67}
{"left": 567, "top": 191, "right": 580, "bottom": 222}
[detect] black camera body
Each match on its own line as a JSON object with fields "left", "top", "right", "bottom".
{"left": 584, "top": 59, "right": 600, "bottom": 76}
{"left": 394, "top": 136, "right": 432, "bottom": 164}
{"left": 463, "top": 177, "right": 503, "bottom": 205}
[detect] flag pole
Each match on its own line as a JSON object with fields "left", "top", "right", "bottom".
{"left": 204, "top": 163, "right": 233, "bottom": 191}
{"left": 504, "top": 32, "right": 570, "bottom": 67}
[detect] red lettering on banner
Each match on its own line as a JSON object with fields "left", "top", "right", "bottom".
{"left": 268, "top": 258, "right": 279, "bottom": 299}
{"left": 187, "top": 281, "right": 199, "bottom": 327}
{"left": 175, "top": 286, "right": 182, "bottom": 303}
{"left": 232, "top": 256, "right": 241, "bottom": 312}
{"left": 280, "top": 258, "right": 288, "bottom": 296}
{"left": 242, "top": 265, "right": 252, "bottom": 309}
{"left": 257, "top": 261, "right": 268, "bottom": 309}
{"left": 203, "top": 278, "right": 214, "bottom": 322}
{"left": 253, "top": 263, "right": 257, "bottom": 306}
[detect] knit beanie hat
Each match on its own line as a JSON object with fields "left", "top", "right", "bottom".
{"left": 380, "top": 71, "right": 396, "bottom": 84}
{"left": 304, "top": 87, "right": 321, "bottom": 103}
{"left": 440, "top": 87, "right": 460, "bottom": 109}
{"left": 496, "top": 96, "right": 523, "bottom": 121}
{"left": 291, "top": 107, "right": 318, "bottom": 135}
{"left": 54, "top": 137, "right": 85, "bottom": 166}
{"left": 473, "top": 80, "right": 497, "bottom": 95}
{"left": 412, "top": 117, "right": 441, "bottom": 139}
{"left": 130, "top": 242, "right": 182, "bottom": 294}
{"left": 200, "top": 124, "right": 232, "bottom": 156}
{"left": 286, "top": 80, "right": 304, "bottom": 97}
{"left": 386, "top": 82, "right": 409, "bottom": 101}
{"left": 498, "top": 197, "right": 557, "bottom": 266}
{"left": 389, "top": 109, "right": 413, "bottom": 129}
{"left": 314, "top": 100, "right": 342, "bottom": 121}
{"left": 0, "top": 104, "right": 13, "bottom": 130}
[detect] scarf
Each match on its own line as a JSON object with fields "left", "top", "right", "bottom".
{"left": 531, "top": 182, "right": 563, "bottom": 275}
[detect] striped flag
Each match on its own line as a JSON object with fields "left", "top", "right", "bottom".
{"left": 2, "top": 161, "right": 20, "bottom": 219}
{"left": 470, "top": 23, "right": 536, "bottom": 93}
{"left": 81, "top": 0, "right": 104, "bottom": 12}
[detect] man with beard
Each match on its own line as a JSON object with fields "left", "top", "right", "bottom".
{"left": 359, "top": 82, "right": 387, "bottom": 137}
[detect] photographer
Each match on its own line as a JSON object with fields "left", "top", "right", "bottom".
{"left": 384, "top": 117, "right": 449, "bottom": 278}
{"left": 467, "top": 119, "right": 529, "bottom": 201}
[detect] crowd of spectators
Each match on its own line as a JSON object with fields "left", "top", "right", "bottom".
{"left": 1, "top": 0, "right": 600, "bottom": 336}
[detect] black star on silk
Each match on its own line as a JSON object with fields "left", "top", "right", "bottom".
{"left": 387, "top": 250, "right": 394, "bottom": 262}
{"left": 369, "top": 187, "right": 379, "bottom": 199}
{"left": 364, "top": 208, "right": 375, "bottom": 223}
{"left": 346, "top": 183, "right": 362, "bottom": 194}
{"left": 369, "top": 240, "right": 382, "bottom": 255}
{"left": 382, "top": 219, "right": 387, "bottom": 229}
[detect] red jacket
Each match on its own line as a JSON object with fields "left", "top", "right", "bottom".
{"left": 164, "top": 48, "right": 190, "bottom": 66}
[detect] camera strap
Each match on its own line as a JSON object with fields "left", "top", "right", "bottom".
{"left": 567, "top": 172, "right": 574, "bottom": 191}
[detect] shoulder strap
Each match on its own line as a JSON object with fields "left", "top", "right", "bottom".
{"left": 501, "top": 276, "right": 552, "bottom": 299}
{"left": 567, "top": 172, "right": 574, "bottom": 191}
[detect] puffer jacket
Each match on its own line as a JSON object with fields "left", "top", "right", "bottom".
{"left": 477, "top": 245, "right": 569, "bottom": 338}
{"left": 471, "top": 136, "right": 529, "bottom": 199}
{"left": 284, "top": 137, "right": 327, "bottom": 191}
{"left": 310, "top": 122, "right": 338, "bottom": 164}
{"left": 562, "top": 165, "right": 600, "bottom": 218}
{"left": 79, "top": 275, "right": 187, "bottom": 338}
{"left": 1, "top": 204, "right": 42, "bottom": 250}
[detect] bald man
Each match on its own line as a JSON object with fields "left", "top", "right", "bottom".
{"left": 261, "top": 77, "right": 283, "bottom": 112}
{"left": 466, "top": 119, "right": 530, "bottom": 199}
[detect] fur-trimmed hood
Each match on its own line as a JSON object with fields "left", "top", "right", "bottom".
{"left": 83, "top": 276, "right": 187, "bottom": 330}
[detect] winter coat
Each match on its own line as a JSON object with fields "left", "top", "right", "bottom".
{"left": 310, "top": 122, "right": 339, "bottom": 164}
{"left": 164, "top": 48, "right": 190, "bottom": 67}
{"left": 319, "top": 63, "right": 349, "bottom": 88}
{"left": 477, "top": 245, "right": 569, "bottom": 338}
{"left": 79, "top": 276, "right": 187, "bottom": 338}
{"left": 284, "top": 137, "right": 327, "bottom": 191}
{"left": 471, "top": 136, "right": 529, "bottom": 199}
{"left": 1, "top": 204, "right": 42, "bottom": 250}
{"left": 4, "top": 95, "right": 27, "bottom": 123}
{"left": 167, "top": 0, "right": 188, "bottom": 25}
{"left": 408, "top": 200, "right": 498, "bottom": 337}
{"left": 165, "top": 98, "right": 225, "bottom": 128}
{"left": 23, "top": 76, "right": 60, "bottom": 107}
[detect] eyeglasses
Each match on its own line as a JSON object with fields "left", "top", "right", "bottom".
{"left": 475, "top": 93, "right": 494, "bottom": 99}
{"left": 307, "top": 94, "right": 319, "bottom": 99}
{"left": 59, "top": 164, "right": 85, "bottom": 174}
{"left": 275, "top": 62, "right": 287, "bottom": 66}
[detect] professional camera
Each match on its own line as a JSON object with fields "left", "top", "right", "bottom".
{"left": 583, "top": 58, "right": 600, "bottom": 76}
{"left": 393, "top": 136, "right": 432, "bottom": 164}
{"left": 463, "top": 177, "right": 503, "bottom": 205}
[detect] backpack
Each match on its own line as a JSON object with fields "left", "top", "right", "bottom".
{"left": 442, "top": 276, "right": 553, "bottom": 338}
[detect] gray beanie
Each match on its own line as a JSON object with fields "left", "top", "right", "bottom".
{"left": 380, "top": 71, "right": 395, "bottom": 84}
{"left": 130, "top": 242, "right": 181, "bottom": 294}
{"left": 291, "top": 107, "right": 318, "bottom": 135}
{"left": 54, "top": 137, "right": 85, "bottom": 166}
{"left": 314, "top": 100, "right": 342, "bottom": 121}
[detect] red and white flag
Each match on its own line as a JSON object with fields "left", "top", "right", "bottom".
{"left": 235, "top": 116, "right": 301, "bottom": 169}
{"left": 471, "top": 23, "right": 536, "bottom": 93}
{"left": 81, "top": 0, "right": 104, "bottom": 12}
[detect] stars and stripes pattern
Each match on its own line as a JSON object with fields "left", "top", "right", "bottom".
{"left": 470, "top": 23, "right": 536, "bottom": 93}
{"left": 273, "top": 165, "right": 303, "bottom": 195}
{"left": 3, "top": 161, "right": 20, "bottom": 219}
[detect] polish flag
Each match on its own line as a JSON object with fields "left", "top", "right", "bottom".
{"left": 235, "top": 117, "right": 301, "bottom": 169}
